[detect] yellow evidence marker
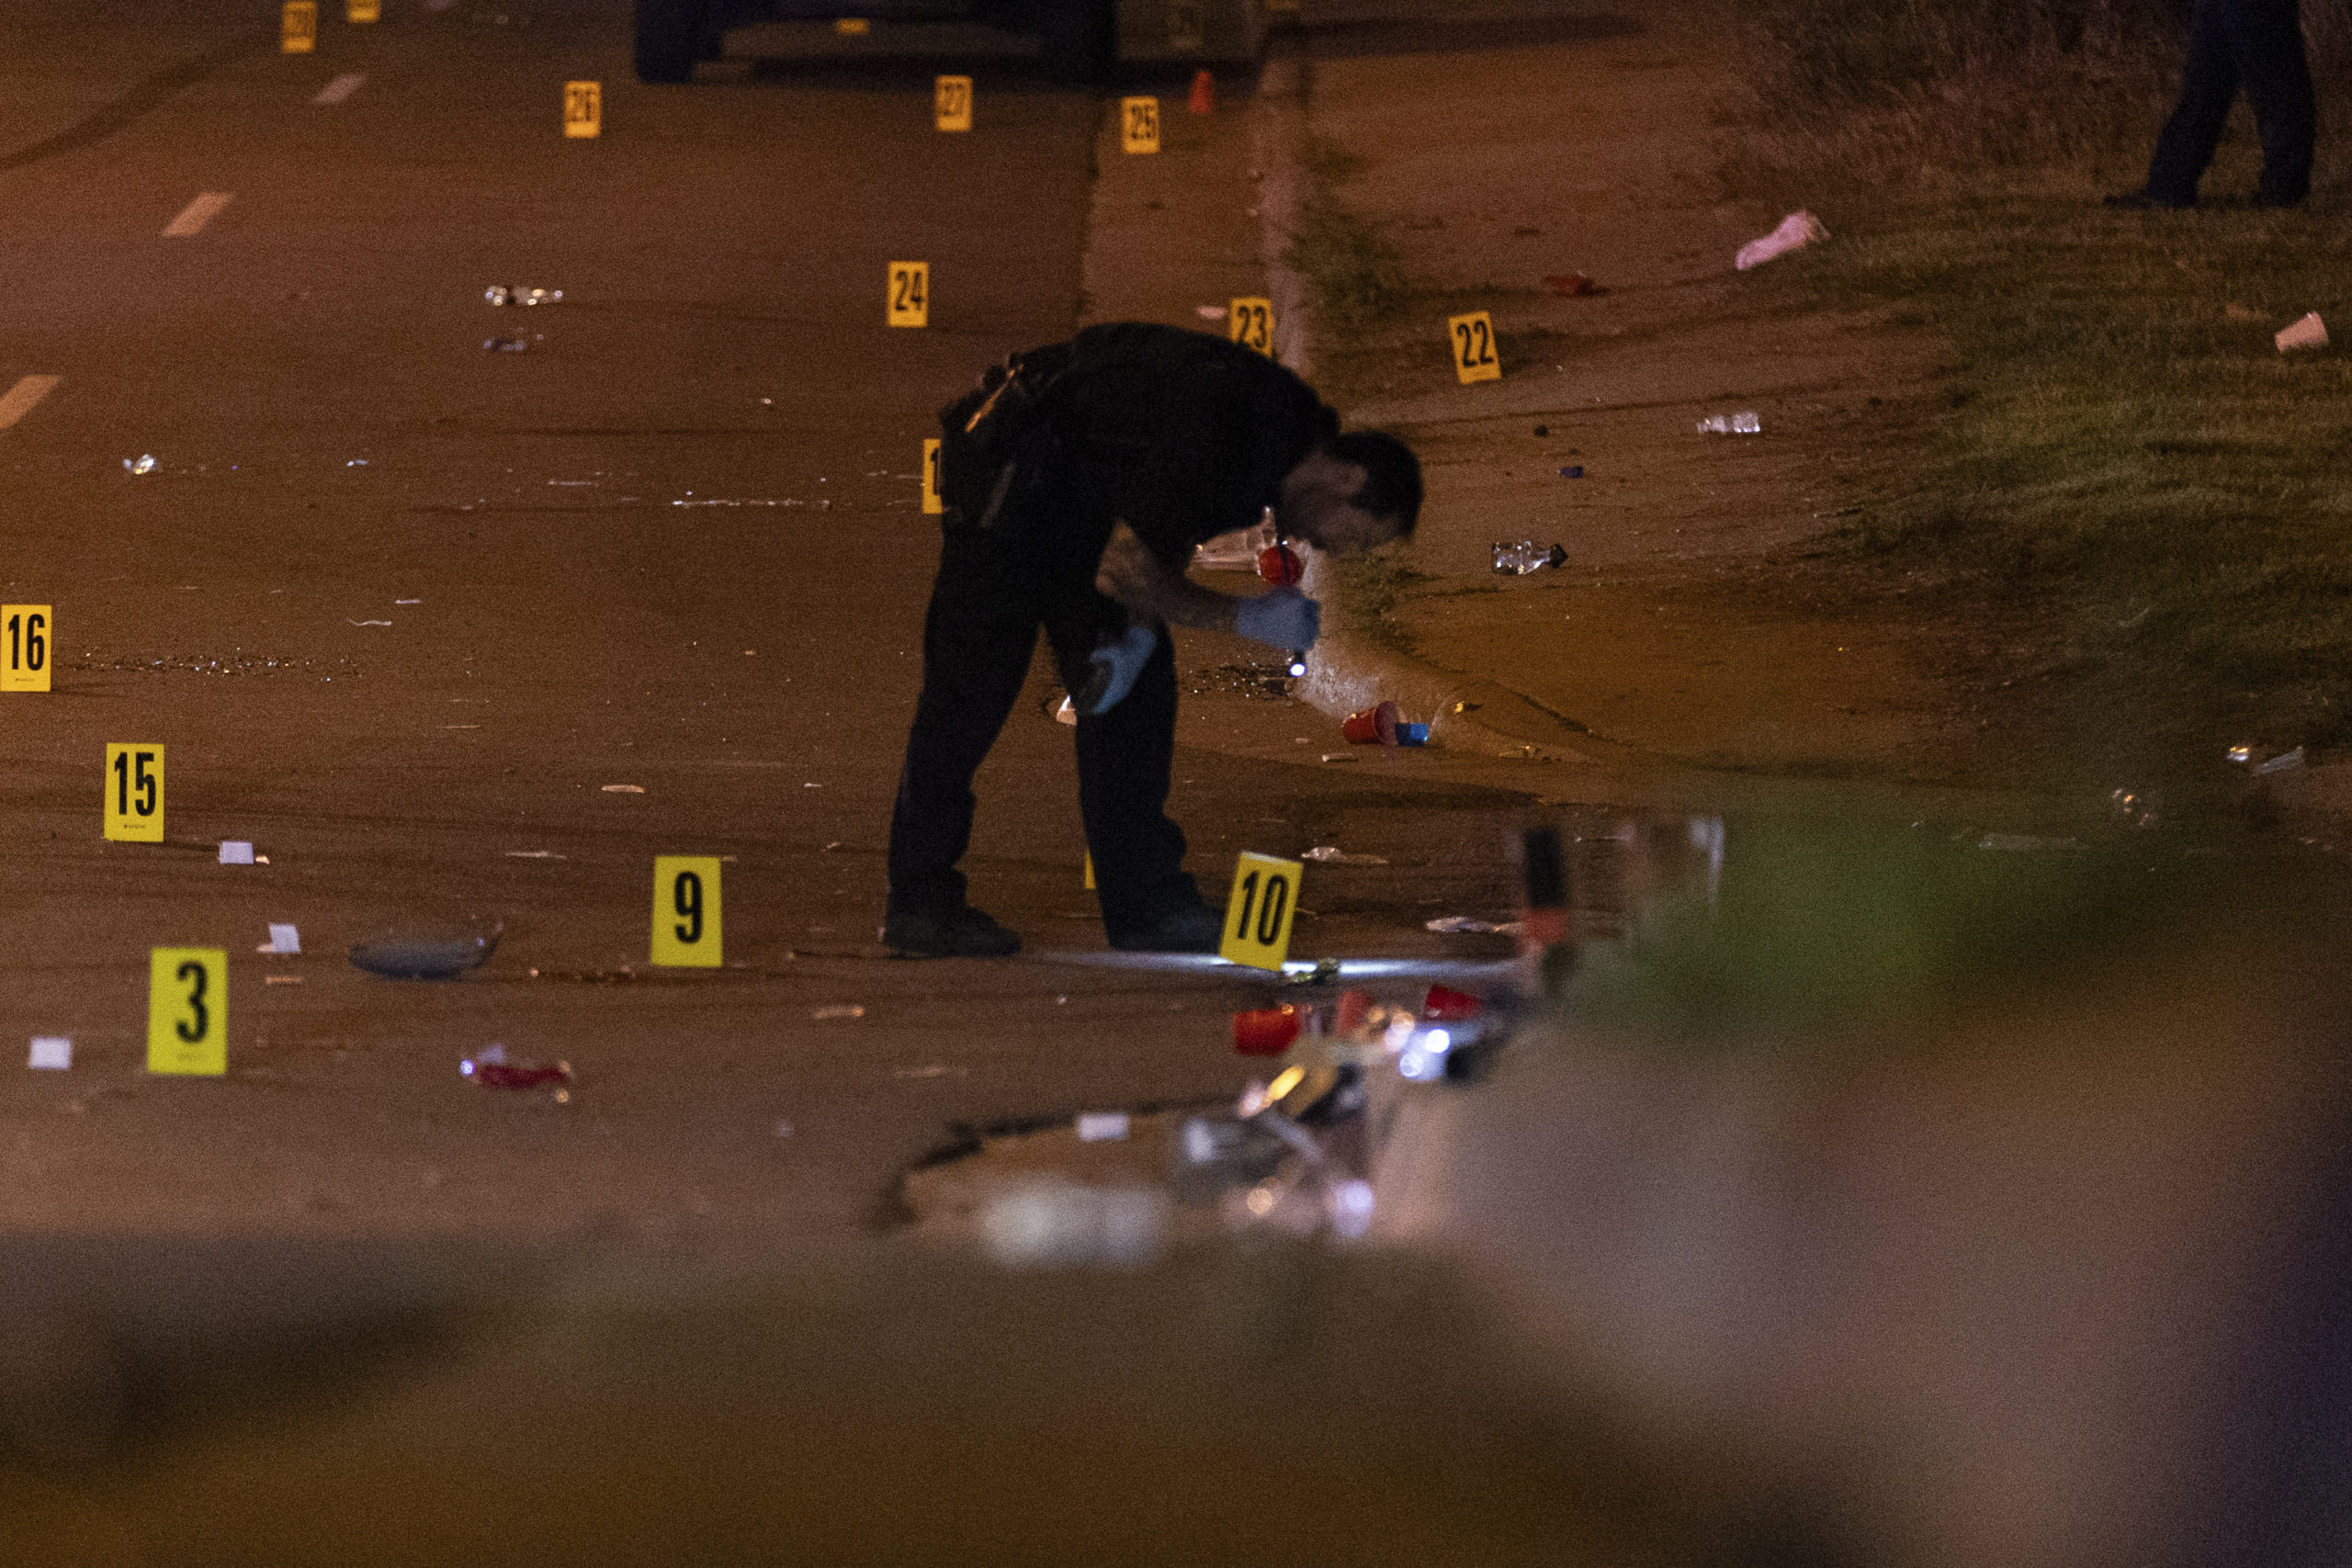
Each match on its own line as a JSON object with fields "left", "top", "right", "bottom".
{"left": 347, "top": 0, "right": 379, "bottom": 21}
{"left": 650, "top": 855, "right": 723, "bottom": 967}
{"left": 1120, "top": 96, "right": 1161, "bottom": 154}
{"left": 1228, "top": 297, "right": 1273, "bottom": 355}
{"left": 104, "top": 744, "right": 164, "bottom": 842}
{"left": 888, "top": 261, "right": 929, "bottom": 328}
{"left": 281, "top": 1, "right": 317, "bottom": 51}
{"left": 935, "top": 74, "right": 972, "bottom": 132}
{"left": 922, "top": 438, "right": 944, "bottom": 514}
{"left": 564, "top": 80, "right": 602, "bottom": 139}
{"left": 3, "top": 604, "right": 51, "bottom": 693}
{"left": 1220, "top": 851, "right": 1304, "bottom": 971}
{"left": 148, "top": 947, "right": 227, "bottom": 1077}
{"left": 1449, "top": 310, "right": 1502, "bottom": 385}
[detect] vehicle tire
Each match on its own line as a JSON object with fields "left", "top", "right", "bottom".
{"left": 1036, "top": 0, "right": 1114, "bottom": 83}
{"left": 634, "top": 0, "right": 709, "bottom": 84}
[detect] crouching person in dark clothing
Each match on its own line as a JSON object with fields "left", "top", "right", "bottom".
{"left": 884, "top": 322, "right": 1421, "bottom": 958}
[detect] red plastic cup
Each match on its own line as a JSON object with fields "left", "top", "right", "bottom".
{"left": 1334, "top": 988, "right": 1375, "bottom": 1037}
{"left": 1256, "top": 543, "right": 1304, "bottom": 586}
{"left": 1189, "top": 69, "right": 1216, "bottom": 115}
{"left": 1233, "top": 1005, "right": 1302, "bottom": 1055}
{"left": 1422, "top": 985, "right": 1483, "bottom": 1022}
{"left": 1341, "top": 701, "right": 1400, "bottom": 746}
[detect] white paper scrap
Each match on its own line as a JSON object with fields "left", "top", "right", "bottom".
{"left": 28, "top": 1036, "right": 69, "bottom": 1070}
{"left": 1076, "top": 1111, "right": 1131, "bottom": 1143}
{"left": 220, "top": 840, "right": 255, "bottom": 864}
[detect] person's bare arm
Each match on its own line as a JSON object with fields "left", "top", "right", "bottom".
{"left": 1094, "top": 521, "right": 1241, "bottom": 634}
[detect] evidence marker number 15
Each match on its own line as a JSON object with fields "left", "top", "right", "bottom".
{"left": 105, "top": 743, "right": 164, "bottom": 841}
{"left": 3, "top": 604, "right": 50, "bottom": 692}
{"left": 1221, "top": 851, "right": 1303, "bottom": 971}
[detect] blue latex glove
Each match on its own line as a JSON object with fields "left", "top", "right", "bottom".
{"left": 1234, "top": 586, "right": 1320, "bottom": 653}
{"left": 1077, "top": 622, "right": 1159, "bottom": 716}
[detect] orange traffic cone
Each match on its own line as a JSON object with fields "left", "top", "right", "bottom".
{"left": 1189, "top": 69, "right": 1214, "bottom": 114}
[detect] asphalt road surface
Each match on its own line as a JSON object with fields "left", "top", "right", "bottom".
{"left": 0, "top": 3, "right": 1530, "bottom": 1253}
{"left": 0, "top": 9, "right": 1618, "bottom": 1559}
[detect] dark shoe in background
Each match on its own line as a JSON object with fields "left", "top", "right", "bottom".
{"left": 1108, "top": 901, "right": 1224, "bottom": 954}
{"left": 882, "top": 904, "right": 1023, "bottom": 958}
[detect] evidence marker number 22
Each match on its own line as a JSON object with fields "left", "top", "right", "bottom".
{"left": 1449, "top": 310, "right": 1501, "bottom": 384}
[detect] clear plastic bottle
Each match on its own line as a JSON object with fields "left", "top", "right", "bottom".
{"left": 1490, "top": 541, "right": 1567, "bottom": 575}
{"left": 1697, "top": 412, "right": 1762, "bottom": 434}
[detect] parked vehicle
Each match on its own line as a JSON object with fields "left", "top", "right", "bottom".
{"left": 635, "top": 0, "right": 1271, "bottom": 84}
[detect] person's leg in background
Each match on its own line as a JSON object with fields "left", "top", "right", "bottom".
{"left": 2141, "top": 0, "right": 2245, "bottom": 206}
{"left": 2230, "top": 0, "right": 2316, "bottom": 206}
{"left": 1044, "top": 602, "right": 1216, "bottom": 950}
{"left": 884, "top": 523, "right": 1046, "bottom": 954}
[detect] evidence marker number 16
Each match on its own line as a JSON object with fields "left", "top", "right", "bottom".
{"left": 3, "top": 604, "right": 51, "bottom": 692}
{"left": 650, "top": 855, "right": 723, "bottom": 967}
{"left": 105, "top": 743, "right": 164, "bottom": 842}
{"left": 1221, "top": 851, "right": 1304, "bottom": 971}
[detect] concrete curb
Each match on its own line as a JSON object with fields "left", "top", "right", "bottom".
{"left": 1249, "top": 37, "right": 1595, "bottom": 767}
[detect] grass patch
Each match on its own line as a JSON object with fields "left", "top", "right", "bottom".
{"left": 1561, "top": 817, "right": 2289, "bottom": 1044}
{"left": 1282, "top": 137, "right": 1409, "bottom": 333}
{"left": 1283, "top": 202, "right": 1408, "bottom": 331}
{"left": 1320, "top": 549, "right": 1431, "bottom": 652}
{"left": 1729, "top": 0, "right": 2352, "bottom": 749}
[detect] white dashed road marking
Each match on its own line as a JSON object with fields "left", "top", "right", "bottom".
{"left": 313, "top": 73, "right": 365, "bottom": 105}
{"left": 0, "top": 375, "right": 62, "bottom": 431}
{"left": 163, "top": 191, "right": 233, "bottom": 237}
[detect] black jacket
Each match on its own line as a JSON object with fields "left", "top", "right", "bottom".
{"left": 942, "top": 322, "right": 1337, "bottom": 567}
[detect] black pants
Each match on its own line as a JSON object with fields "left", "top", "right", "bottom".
{"left": 2145, "top": 0, "right": 2315, "bottom": 206}
{"left": 885, "top": 459, "right": 1202, "bottom": 939}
